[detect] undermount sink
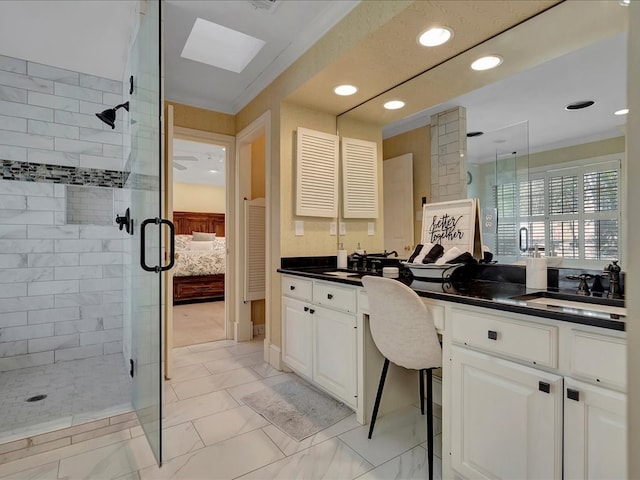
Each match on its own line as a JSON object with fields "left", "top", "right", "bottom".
{"left": 323, "top": 271, "right": 361, "bottom": 278}
{"left": 510, "top": 291, "right": 626, "bottom": 317}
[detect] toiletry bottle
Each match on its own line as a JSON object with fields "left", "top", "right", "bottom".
{"left": 337, "top": 243, "right": 347, "bottom": 269}
{"left": 526, "top": 245, "right": 547, "bottom": 290}
{"left": 356, "top": 242, "right": 364, "bottom": 255}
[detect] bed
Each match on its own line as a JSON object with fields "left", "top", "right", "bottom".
{"left": 172, "top": 211, "right": 226, "bottom": 303}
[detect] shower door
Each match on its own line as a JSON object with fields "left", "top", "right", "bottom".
{"left": 127, "top": 0, "right": 166, "bottom": 465}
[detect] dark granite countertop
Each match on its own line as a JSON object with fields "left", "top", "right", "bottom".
{"left": 278, "top": 263, "right": 626, "bottom": 332}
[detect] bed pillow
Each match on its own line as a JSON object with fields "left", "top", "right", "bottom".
{"left": 189, "top": 241, "right": 214, "bottom": 251}
{"left": 192, "top": 232, "right": 216, "bottom": 241}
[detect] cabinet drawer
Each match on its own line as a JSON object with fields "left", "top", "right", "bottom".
{"left": 314, "top": 280, "right": 357, "bottom": 313}
{"left": 282, "top": 276, "right": 313, "bottom": 301}
{"left": 570, "top": 330, "right": 626, "bottom": 391}
{"left": 451, "top": 308, "right": 558, "bottom": 368}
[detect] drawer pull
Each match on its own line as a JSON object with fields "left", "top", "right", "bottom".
{"left": 309, "top": 309, "right": 315, "bottom": 314}
{"left": 538, "top": 381, "right": 550, "bottom": 393}
{"left": 304, "top": 306, "right": 309, "bottom": 312}
{"left": 567, "top": 388, "right": 580, "bottom": 402}
{"left": 487, "top": 330, "right": 498, "bottom": 340}
{"left": 290, "top": 285, "right": 295, "bottom": 290}
{"left": 327, "top": 293, "right": 333, "bottom": 299}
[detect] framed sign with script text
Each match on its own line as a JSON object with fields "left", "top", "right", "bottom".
{"left": 420, "top": 198, "right": 483, "bottom": 259}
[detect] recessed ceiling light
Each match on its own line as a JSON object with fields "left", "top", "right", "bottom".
{"left": 565, "top": 100, "right": 595, "bottom": 111}
{"left": 181, "top": 18, "right": 266, "bottom": 73}
{"left": 222, "top": 147, "right": 226, "bottom": 151}
{"left": 618, "top": 0, "right": 630, "bottom": 6}
{"left": 384, "top": 100, "right": 405, "bottom": 110}
{"left": 209, "top": 169, "right": 219, "bottom": 173}
{"left": 417, "top": 27, "right": 453, "bottom": 47}
{"left": 334, "top": 85, "right": 358, "bottom": 96}
{"left": 614, "top": 108, "right": 629, "bottom": 115}
{"left": 471, "top": 55, "right": 503, "bottom": 71}
{"left": 466, "top": 131, "right": 484, "bottom": 138}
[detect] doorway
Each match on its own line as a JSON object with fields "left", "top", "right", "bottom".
{"left": 171, "top": 136, "right": 229, "bottom": 348}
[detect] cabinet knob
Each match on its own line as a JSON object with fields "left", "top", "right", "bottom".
{"left": 290, "top": 285, "right": 295, "bottom": 290}
{"left": 304, "top": 306, "right": 309, "bottom": 312}
{"left": 487, "top": 330, "right": 498, "bottom": 340}
{"left": 327, "top": 293, "right": 333, "bottom": 299}
{"left": 309, "top": 309, "right": 315, "bottom": 314}
{"left": 538, "top": 381, "right": 550, "bottom": 393}
{"left": 567, "top": 388, "right": 580, "bottom": 401}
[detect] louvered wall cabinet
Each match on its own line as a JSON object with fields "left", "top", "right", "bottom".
{"left": 342, "top": 137, "right": 378, "bottom": 218}
{"left": 295, "top": 127, "right": 339, "bottom": 217}
{"left": 295, "top": 128, "right": 379, "bottom": 219}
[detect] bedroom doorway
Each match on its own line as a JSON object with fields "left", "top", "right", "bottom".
{"left": 171, "top": 135, "right": 230, "bottom": 348}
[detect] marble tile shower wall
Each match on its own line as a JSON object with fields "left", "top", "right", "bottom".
{"left": 0, "top": 54, "right": 124, "bottom": 172}
{"left": 0, "top": 56, "right": 128, "bottom": 372}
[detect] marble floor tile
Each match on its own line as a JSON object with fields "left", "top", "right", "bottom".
{"left": 192, "top": 405, "right": 269, "bottom": 446}
{"left": 338, "top": 406, "right": 427, "bottom": 467}
{"left": 0, "top": 461, "right": 60, "bottom": 480}
{"left": 162, "top": 390, "right": 238, "bottom": 428}
{"left": 163, "top": 384, "right": 178, "bottom": 404}
{"left": 114, "top": 472, "right": 140, "bottom": 480}
{"left": 262, "top": 414, "right": 361, "bottom": 457}
{"left": 236, "top": 437, "right": 373, "bottom": 480}
{"left": 202, "top": 351, "right": 264, "bottom": 375}
{"left": 0, "top": 430, "right": 131, "bottom": 478}
{"left": 171, "top": 367, "right": 262, "bottom": 400}
{"left": 138, "top": 430, "right": 283, "bottom": 480}
{"left": 223, "top": 341, "right": 264, "bottom": 357}
{"left": 171, "top": 348, "right": 236, "bottom": 369}
{"left": 161, "top": 422, "right": 204, "bottom": 460}
{"left": 166, "top": 364, "right": 212, "bottom": 385}
{"left": 57, "top": 436, "right": 156, "bottom": 480}
{"left": 250, "top": 362, "right": 282, "bottom": 379}
{"left": 355, "top": 445, "right": 443, "bottom": 480}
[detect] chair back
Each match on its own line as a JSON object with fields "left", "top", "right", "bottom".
{"left": 361, "top": 276, "right": 442, "bottom": 370}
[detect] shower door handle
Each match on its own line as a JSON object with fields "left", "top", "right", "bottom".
{"left": 140, "top": 217, "right": 175, "bottom": 273}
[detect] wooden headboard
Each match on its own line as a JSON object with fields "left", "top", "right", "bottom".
{"left": 173, "top": 211, "right": 225, "bottom": 237}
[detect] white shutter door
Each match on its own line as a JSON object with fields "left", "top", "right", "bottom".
{"left": 342, "top": 137, "right": 378, "bottom": 218}
{"left": 296, "top": 127, "right": 338, "bottom": 217}
{"left": 244, "top": 198, "right": 265, "bottom": 302}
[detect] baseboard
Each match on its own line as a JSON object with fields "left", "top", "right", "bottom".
{"left": 268, "top": 344, "right": 282, "bottom": 371}
{"left": 253, "top": 324, "right": 265, "bottom": 336}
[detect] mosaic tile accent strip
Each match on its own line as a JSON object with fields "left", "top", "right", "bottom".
{"left": 1, "top": 159, "right": 128, "bottom": 188}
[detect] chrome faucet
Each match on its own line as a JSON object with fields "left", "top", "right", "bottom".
{"left": 604, "top": 260, "right": 623, "bottom": 299}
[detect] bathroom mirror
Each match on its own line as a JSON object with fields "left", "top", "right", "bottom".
{"left": 336, "top": 0, "right": 627, "bottom": 268}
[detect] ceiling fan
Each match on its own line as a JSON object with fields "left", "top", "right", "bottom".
{"left": 173, "top": 155, "right": 198, "bottom": 171}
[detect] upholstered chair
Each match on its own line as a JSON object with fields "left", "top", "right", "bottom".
{"left": 361, "top": 275, "right": 442, "bottom": 480}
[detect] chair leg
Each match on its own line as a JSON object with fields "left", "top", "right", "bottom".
{"left": 368, "top": 358, "right": 390, "bottom": 439}
{"left": 419, "top": 369, "right": 425, "bottom": 415}
{"left": 427, "top": 368, "right": 434, "bottom": 480}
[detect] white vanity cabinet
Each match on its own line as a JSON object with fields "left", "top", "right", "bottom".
{"left": 281, "top": 275, "right": 358, "bottom": 408}
{"left": 445, "top": 304, "right": 627, "bottom": 480}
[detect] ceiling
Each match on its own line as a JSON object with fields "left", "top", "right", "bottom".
{"left": 173, "top": 139, "right": 226, "bottom": 186}
{"left": 163, "top": 0, "right": 359, "bottom": 114}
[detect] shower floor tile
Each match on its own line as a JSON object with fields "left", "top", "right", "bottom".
{"left": 0, "top": 354, "right": 132, "bottom": 443}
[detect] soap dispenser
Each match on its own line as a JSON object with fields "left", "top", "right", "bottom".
{"left": 526, "top": 245, "right": 547, "bottom": 290}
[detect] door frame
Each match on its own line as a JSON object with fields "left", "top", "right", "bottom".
{"left": 235, "top": 111, "right": 271, "bottom": 359}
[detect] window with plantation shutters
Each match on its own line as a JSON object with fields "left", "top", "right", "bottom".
{"left": 495, "top": 157, "right": 621, "bottom": 264}
{"left": 296, "top": 127, "right": 339, "bottom": 217}
{"left": 342, "top": 137, "right": 378, "bottom": 218}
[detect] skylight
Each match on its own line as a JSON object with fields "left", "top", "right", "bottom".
{"left": 181, "top": 18, "right": 266, "bottom": 73}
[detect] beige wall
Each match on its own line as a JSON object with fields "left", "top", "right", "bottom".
{"left": 280, "top": 101, "right": 338, "bottom": 257}
{"left": 166, "top": 101, "right": 234, "bottom": 135}
{"left": 383, "top": 125, "right": 431, "bottom": 245}
{"left": 173, "top": 183, "right": 225, "bottom": 213}
{"left": 337, "top": 115, "right": 385, "bottom": 254}
{"left": 529, "top": 136, "right": 625, "bottom": 168}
